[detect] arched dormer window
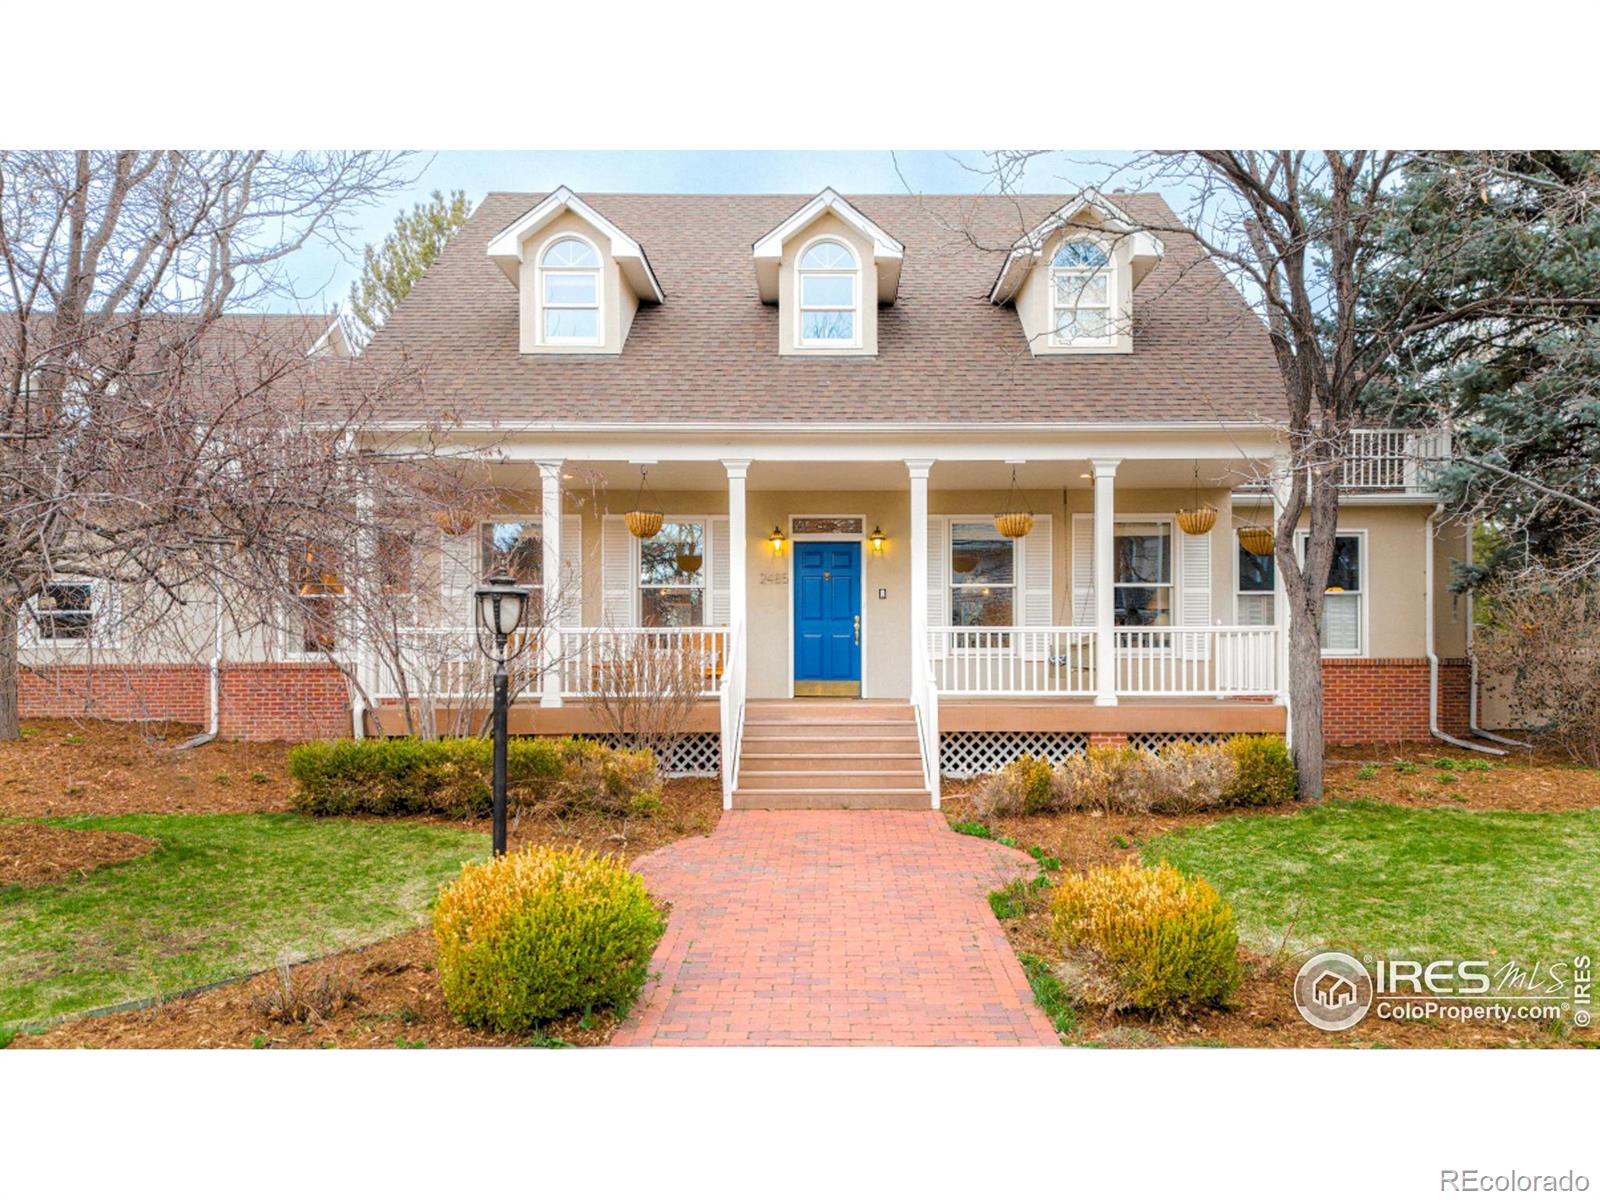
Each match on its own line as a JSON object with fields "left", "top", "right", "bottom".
{"left": 796, "top": 238, "right": 859, "bottom": 347}
{"left": 1050, "top": 239, "right": 1112, "bottom": 346}
{"left": 538, "top": 236, "right": 602, "bottom": 345}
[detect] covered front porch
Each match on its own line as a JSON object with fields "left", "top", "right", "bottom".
{"left": 359, "top": 426, "right": 1300, "bottom": 803}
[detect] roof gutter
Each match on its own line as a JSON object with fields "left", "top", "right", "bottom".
{"left": 1425, "top": 503, "right": 1504, "bottom": 757}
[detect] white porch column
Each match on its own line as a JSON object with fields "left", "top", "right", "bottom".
{"left": 906, "top": 459, "right": 934, "bottom": 689}
{"left": 1092, "top": 458, "right": 1120, "bottom": 706}
{"left": 721, "top": 457, "right": 750, "bottom": 669}
{"left": 537, "top": 459, "right": 564, "bottom": 708}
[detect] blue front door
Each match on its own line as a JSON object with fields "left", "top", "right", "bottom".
{"left": 794, "top": 541, "right": 862, "bottom": 696}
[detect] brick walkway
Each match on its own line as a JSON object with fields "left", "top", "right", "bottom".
{"left": 612, "top": 811, "right": 1060, "bottom": 1046}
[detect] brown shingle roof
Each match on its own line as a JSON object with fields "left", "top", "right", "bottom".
{"left": 361, "top": 191, "right": 1285, "bottom": 426}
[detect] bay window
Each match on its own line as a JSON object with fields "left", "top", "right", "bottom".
{"left": 639, "top": 521, "right": 705, "bottom": 626}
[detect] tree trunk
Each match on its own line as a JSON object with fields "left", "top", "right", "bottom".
{"left": 0, "top": 605, "right": 20, "bottom": 741}
{"left": 1286, "top": 590, "right": 1326, "bottom": 800}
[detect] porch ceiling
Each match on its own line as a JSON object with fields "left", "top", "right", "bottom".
{"left": 492, "top": 457, "right": 1268, "bottom": 493}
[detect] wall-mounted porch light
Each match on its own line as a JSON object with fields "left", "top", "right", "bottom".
{"left": 768, "top": 525, "right": 786, "bottom": 555}
{"left": 869, "top": 524, "right": 886, "bottom": 555}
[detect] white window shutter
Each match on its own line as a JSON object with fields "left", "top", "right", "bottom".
{"left": 709, "top": 516, "right": 730, "bottom": 628}
{"left": 1178, "top": 527, "right": 1211, "bottom": 659}
{"left": 1071, "top": 514, "right": 1095, "bottom": 625}
{"left": 439, "top": 527, "right": 479, "bottom": 629}
{"left": 926, "top": 516, "right": 948, "bottom": 657}
{"left": 601, "top": 515, "right": 637, "bottom": 626}
{"left": 558, "top": 513, "right": 583, "bottom": 626}
{"left": 1019, "top": 515, "right": 1053, "bottom": 659}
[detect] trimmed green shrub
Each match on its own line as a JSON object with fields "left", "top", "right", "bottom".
{"left": 1051, "top": 860, "right": 1240, "bottom": 1012}
{"left": 973, "top": 754, "right": 1056, "bottom": 818}
{"left": 288, "top": 736, "right": 659, "bottom": 819}
{"left": 1220, "top": 735, "right": 1297, "bottom": 806}
{"left": 433, "top": 846, "right": 665, "bottom": 1031}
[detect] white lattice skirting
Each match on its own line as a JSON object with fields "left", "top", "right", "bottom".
{"left": 940, "top": 731, "right": 1089, "bottom": 779}
{"left": 1127, "top": 731, "right": 1226, "bottom": 754}
{"left": 584, "top": 731, "right": 721, "bottom": 778}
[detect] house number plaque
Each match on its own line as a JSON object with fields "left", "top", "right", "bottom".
{"left": 760, "top": 572, "right": 788, "bottom": 585}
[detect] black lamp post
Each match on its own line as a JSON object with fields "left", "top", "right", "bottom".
{"left": 474, "top": 570, "right": 532, "bottom": 856}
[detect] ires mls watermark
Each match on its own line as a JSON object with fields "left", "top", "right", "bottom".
{"left": 1293, "top": 949, "right": 1592, "bottom": 1032}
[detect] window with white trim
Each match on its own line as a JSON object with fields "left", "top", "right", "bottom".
{"left": 538, "top": 237, "right": 601, "bottom": 344}
{"left": 1298, "top": 531, "right": 1365, "bottom": 654}
{"left": 1114, "top": 520, "right": 1172, "bottom": 626}
{"left": 796, "top": 239, "right": 858, "bottom": 346}
{"left": 32, "top": 580, "right": 95, "bottom": 641}
{"left": 294, "top": 543, "right": 345, "bottom": 653}
{"left": 1235, "top": 534, "right": 1275, "bottom": 626}
{"left": 950, "top": 522, "right": 1014, "bottom": 628}
{"left": 480, "top": 520, "right": 543, "bottom": 619}
{"left": 639, "top": 521, "right": 705, "bottom": 626}
{"left": 1050, "top": 239, "right": 1113, "bottom": 346}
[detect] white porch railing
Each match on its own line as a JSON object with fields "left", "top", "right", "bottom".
{"left": 1114, "top": 627, "right": 1279, "bottom": 696}
{"left": 926, "top": 625, "right": 1278, "bottom": 698}
{"left": 370, "top": 626, "right": 539, "bottom": 701}
{"left": 1340, "top": 428, "right": 1451, "bottom": 490}
{"left": 558, "top": 626, "right": 728, "bottom": 698}
{"left": 927, "top": 627, "right": 1097, "bottom": 696}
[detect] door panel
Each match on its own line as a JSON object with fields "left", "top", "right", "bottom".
{"left": 794, "top": 541, "right": 861, "bottom": 693}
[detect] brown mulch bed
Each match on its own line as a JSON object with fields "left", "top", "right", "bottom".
{"left": 0, "top": 719, "right": 294, "bottom": 818}
{"left": 12, "top": 777, "right": 722, "bottom": 1050}
{"left": 0, "top": 822, "right": 156, "bottom": 888}
{"left": 1323, "top": 741, "right": 1600, "bottom": 812}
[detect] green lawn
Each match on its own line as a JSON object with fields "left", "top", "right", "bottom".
{"left": 1144, "top": 800, "right": 1600, "bottom": 964}
{"left": 1, "top": 814, "right": 488, "bottom": 1028}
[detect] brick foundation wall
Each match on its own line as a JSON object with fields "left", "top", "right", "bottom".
{"left": 19, "top": 661, "right": 350, "bottom": 742}
{"left": 19, "top": 663, "right": 209, "bottom": 724}
{"left": 1322, "top": 657, "right": 1470, "bottom": 744}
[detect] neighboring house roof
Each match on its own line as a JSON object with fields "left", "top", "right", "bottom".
{"left": 361, "top": 191, "right": 1285, "bottom": 426}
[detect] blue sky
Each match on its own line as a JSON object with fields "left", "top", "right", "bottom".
{"left": 285, "top": 150, "right": 1136, "bottom": 313}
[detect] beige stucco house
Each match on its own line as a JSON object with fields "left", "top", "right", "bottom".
{"left": 20, "top": 187, "right": 1476, "bottom": 808}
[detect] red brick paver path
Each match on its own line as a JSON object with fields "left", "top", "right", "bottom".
{"left": 613, "top": 811, "right": 1059, "bottom": 1046}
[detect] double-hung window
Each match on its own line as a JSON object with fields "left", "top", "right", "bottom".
{"left": 1236, "top": 535, "right": 1276, "bottom": 626}
{"left": 1050, "top": 240, "right": 1112, "bottom": 346}
{"left": 639, "top": 521, "right": 705, "bottom": 627}
{"left": 1114, "top": 520, "right": 1172, "bottom": 627}
{"left": 950, "top": 522, "right": 1015, "bottom": 641}
{"left": 481, "top": 520, "right": 543, "bottom": 621}
{"left": 796, "top": 239, "right": 858, "bottom": 347}
{"left": 1299, "top": 531, "right": 1365, "bottom": 654}
{"left": 33, "top": 580, "right": 95, "bottom": 641}
{"left": 539, "top": 237, "right": 601, "bottom": 344}
{"left": 294, "top": 543, "right": 345, "bottom": 653}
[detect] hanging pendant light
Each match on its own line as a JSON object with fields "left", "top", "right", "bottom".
{"left": 623, "top": 466, "right": 664, "bottom": 539}
{"left": 993, "top": 466, "right": 1036, "bottom": 539}
{"left": 1177, "top": 461, "right": 1217, "bottom": 535}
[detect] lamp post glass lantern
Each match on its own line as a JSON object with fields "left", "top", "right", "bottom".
{"left": 474, "top": 571, "right": 532, "bottom": 856}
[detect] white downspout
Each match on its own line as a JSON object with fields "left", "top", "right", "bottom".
{"left": 1425, "top": 504, "right": 1504, "bottom": 756}
{"left": 176, "top": 559, "right": 224, "bottom": 752}
{"left": 1463, "top": 517, "right": 1532, "bottom": 749}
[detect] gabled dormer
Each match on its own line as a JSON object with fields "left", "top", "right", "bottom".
{"left": 989, "top": 189, "right": 1164, "bottom": 357}
{"left": 753, "top": 188, "right": 903, "bottom": 357}
{"left": 487, "top": 186, "right": 664, "bottom": 356}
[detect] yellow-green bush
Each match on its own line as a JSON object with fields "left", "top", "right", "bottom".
{"left": 551, "top": 740, "right": 661, "bottom": 818}
{"left": 433, "top": 846, "right": 665, "bottom": 1031}
{"left": 972, "top": 754, "right": 1057, "bottom": 818}
{"left": 1051, "top": 860, "right": 1241, "bottom": 1012}
{"left": 1220, "top": 735, "right": 1297, "bottom": 806}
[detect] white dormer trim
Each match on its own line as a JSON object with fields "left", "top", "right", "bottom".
{"left": 487, "top": 186, "right": 664, "bottom": 302}
{"left": 753, "top": 187, "right": 904, "bottom": 304}
{"left": 988, "top": 188, "right": 1164, "bottom": 305}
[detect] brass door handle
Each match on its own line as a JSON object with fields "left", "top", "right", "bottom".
{"left": 854, "top": 614, "right": 860, "bottom": 645}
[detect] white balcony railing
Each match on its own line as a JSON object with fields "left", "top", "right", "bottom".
{"left": 1339, "top": 428, "right": 1451, "bottom": 491}
{"left": 927, "top": 625, "right": 1278, "bottom": 698}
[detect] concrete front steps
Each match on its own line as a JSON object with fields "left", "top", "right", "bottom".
{"left": 731, "top": 700, "right": 931, "bottom": 809}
